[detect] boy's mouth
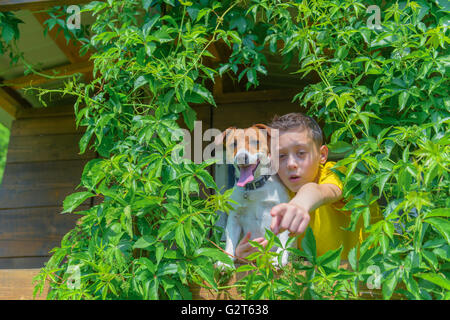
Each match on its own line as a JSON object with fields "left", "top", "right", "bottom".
{"left": 237, "top": 160, "right": 260, "bottom": 187}
{"left": 289, "top": 174, "right": 301, "bottom": 183}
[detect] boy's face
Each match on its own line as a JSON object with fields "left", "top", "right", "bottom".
{"left": 277, "top": 127, "right": 328, "bottom": 192}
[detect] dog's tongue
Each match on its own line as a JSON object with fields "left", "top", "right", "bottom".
{"left": 237, "top": 164, "right": 258, "bottom": 187}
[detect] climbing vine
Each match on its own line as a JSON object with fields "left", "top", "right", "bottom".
{"left": 2, "top": 0, "right": 444, "bottom": 300}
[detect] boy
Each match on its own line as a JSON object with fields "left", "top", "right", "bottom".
{"left": 235, "top": 112, "right": 380, "bottom": 261}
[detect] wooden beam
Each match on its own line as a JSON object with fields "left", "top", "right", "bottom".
{"left": 213, "top": 75, "right": 223, "bottom": 96}
{"left": 3, "top": 60, "right": 93, "bottom": 90}
{"left": 214, "top": 88, "right": 300, "bottom": 104}
{"left": 32, "top": 12, "right": 91, "bottom": 63}
{"left": 0, "top": 87, "right": 23, "bottom": 119}
{"left": 0, "top": 0, "right": 95, "bottom": 12}
{"left": 0, "top": 269, "right": 50, "bottom": 300}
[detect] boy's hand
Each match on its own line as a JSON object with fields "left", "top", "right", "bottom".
{"left": 270, "top": 203, "right": 310, "bottom": 236}
{"left": 235, "top": 232, "right": 268, "bottom": 260}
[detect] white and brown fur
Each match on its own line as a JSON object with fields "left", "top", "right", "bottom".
{"left": 215, "top": 124, "right": 294, "bottom": 269}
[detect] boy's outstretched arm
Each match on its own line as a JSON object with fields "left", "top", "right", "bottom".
{"left": 270, "top": 182, "right": 342, "bottom": 236}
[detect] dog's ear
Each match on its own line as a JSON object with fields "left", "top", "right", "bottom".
{"left": 253, "top": 123, "right": 272, "bottom": 136}
{"left": 214, "top": 127, "right": 236, "bottom": 145}
{"left": 252, "top": 123, "right": 273, "bottom": 155}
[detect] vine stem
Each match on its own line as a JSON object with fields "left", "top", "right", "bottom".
{"left": 182, "top": 1, "right": 239, "bottom": 79}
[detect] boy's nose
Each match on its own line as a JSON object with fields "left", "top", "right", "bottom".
{"left": 286, "top": 155, "right": 298, "bottom": 170}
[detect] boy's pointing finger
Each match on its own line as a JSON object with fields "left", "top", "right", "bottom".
{"left": 270, "top": 204, "right": 287, "bottom": 234}
{"left": 270, "top": 203, "right": 287, "bottom": 216}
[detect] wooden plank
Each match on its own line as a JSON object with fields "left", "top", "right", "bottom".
{"left": 6, "top": 133, "right": 96, "bottom": 163}
{"left": 16, "top": 104, "right": 76, "bottom": 119}
{"left": 10, "top": 115, "right": 85, "bottom": 136}
{"left": 0, "top": 256, "right": 49, "bottom": 269}
{"left": 0, "top": 269, "right": 50, "bottom": 300}
{"left": 0, "top": 206, "right": 83, "bottom": 257}
{"left": 0, "top": 87, "right": 22, "bottom": 119}
{"left": 213, "top": 99, "right": 305, "bottom": 130}
{"left": 0, "top": 0, "right": 96, "bottom": 11}
{"left": 32, "top": 12, "right": 92, "bottom": 65}
{"left": 3, "top": 61, "right": 93, "bottom": 90}
{"left": 0, "top": 159, "right": 89, "bottom": 209}
{"left": 0, "top": 104, "right": 14, "bottom": 129}
{"left": 214, "top": 89, "right": 300, "bottom": 104}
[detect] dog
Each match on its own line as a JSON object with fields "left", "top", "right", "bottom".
{"left": 215, "top": 124, "right": 294, "bottom": 270}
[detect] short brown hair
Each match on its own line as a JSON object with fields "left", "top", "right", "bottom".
{"left": 269, "top": 113, "right": 323, "bottom": 147}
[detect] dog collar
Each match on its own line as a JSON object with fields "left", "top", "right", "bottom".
{"left": 237, "top": 175, "right": 271, "bottom": 191}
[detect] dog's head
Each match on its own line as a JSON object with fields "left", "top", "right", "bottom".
{"left": 215, "top": 124, "right": 273, "bottom": 187}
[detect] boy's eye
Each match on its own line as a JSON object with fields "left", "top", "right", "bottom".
{"left": 297, "top": 151, "right": 306, "bottom": 156}
{"left": 250, "top": 140, "right": 259, "bottom": 147}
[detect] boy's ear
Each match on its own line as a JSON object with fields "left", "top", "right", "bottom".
{"left": 319, "top": 145, "right": 328, "bottom": 164}
{"left": 214, "top": 127, "right": 236, "bottom": 146}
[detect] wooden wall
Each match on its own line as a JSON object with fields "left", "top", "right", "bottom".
{"left": 213, "top": 89, "right": 305, "bottom": 130}
{"left": 0, "top": 105, "right": 97, "bottom": 269}
{"left": 0, "top": 89, "right": 304, "bottom": 270}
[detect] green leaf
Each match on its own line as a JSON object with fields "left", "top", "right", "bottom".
{"left": 62, "top": 191, "right": 94, "bottom": 213}
{"left": 382, "top": 271, "right": 398, "bottom": 300}
{"left": 170, "top": 103, "right": 186, "bottom": 113}
{"left": 133, "top": 76, "right": 147, "bottom": 90}
{"left": 301, "top": 227, "right": 317, "bottom": 263}
{"left": 194, "top": 248, "right": 233, "bottom": 266}
{"left": 79, "top": 128, "right": 94, "bottom": 154}
{"left": 148, "top": 277, "right": 159, "bottom": 300}
{"left": 195, "top": 262, "right": 217, "bottom": 290}
{"left": 425, "top": 208, "right": 450, "bottom": 218}
{"left": 422, "top": 250, "right": 438, "bottom": 269}
{"left": 317, "top": 246, "right": 342, "bottom": 270}
{"left": 133, "top": 196, "right": 163, "bottom": 208}
{"left": 252, "top": 284, "right": 269, "bottom": 300}
{"left": 236, "top": 264, "right": 256, "bottom": 272}
{"left": 192, "top": 84, "right": 216, "bottom": 106}
{"left": 121, "top": 205, "right": 133, "bottom": 237}
{"left": 142, "top": 14, "right": 160, "bottom": 36}
{"left": 398, "top": 91, "right": 410, "bottom": 111}
{"left": 2, "top": 23, "right": 15, "bottom": 43}
{"left": 157, "top": 263, "right": 178, "bottom": 277}
{"left": 175, "top": 225, "right": 187, "bottom": 255}
{"left": 415, "top": 273, "right": 450, "bottom": 290}
{"left": 153, "top": 29, "right": 173, "bottom": 43}
{"left": 81, "top": 158, "right": 105, "bottom": 190}
{"left": 348, "top": 247, "right": 358, "bottom": 271}
{"left": 195, "top": 169, "right": 217, "bottom": 189}
{"left": 133, "top": 235, "right": 157, "bottom": 249}
{"left": 327, "top": 141, "right": 353, "bottom": 154}
{"left": 137, "top": 257, "right": 156, "bottom": 273}
{"left": 425, "top": 217, "right": 450, "bottom": 243}
{"left": 182, "top": 105, "right": 196, "bottom": 131}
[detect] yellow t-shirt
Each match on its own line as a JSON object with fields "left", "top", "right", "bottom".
{"left": 289, "top": 161, "right": 382, "bottom": 260}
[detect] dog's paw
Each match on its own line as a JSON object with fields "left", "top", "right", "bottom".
{"left": 215, "top": 261, "right": 235, "bottom": 273}
{"left": 271, "top": 256, "right": 289, "bottom": 270}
